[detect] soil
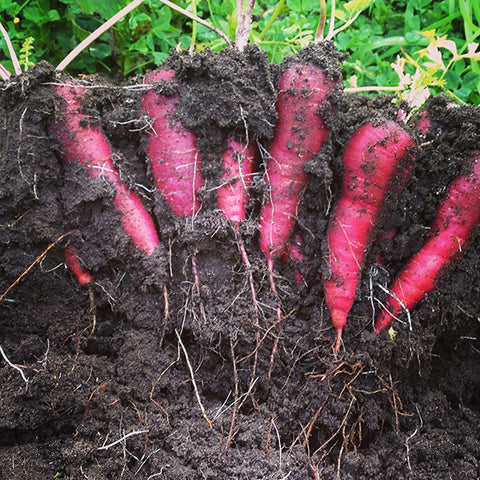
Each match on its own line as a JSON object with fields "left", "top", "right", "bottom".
{"left": 1, "top": 43, "right": 479, "bottom": 480}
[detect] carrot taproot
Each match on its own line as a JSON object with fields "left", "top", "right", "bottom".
{"left": 374, "top": 152, "right": 480, "bottom": 333}
{"left": 141, "top": 69, "right": 203, "bottom": 218}
{"left": 283, "top": 233, "right": 305, "bottom": 286}
{"left": 217, "top": 138, "right": 257, "bottom": 224}
{"left": 259, "top": 64, "right": 335, "bottom": 273}
{"left": 64, "top": 244, "right": 93, "bottom": 285}
{"left": 217, "top": 137, "right": 260, "bottom": 321}
{"left": 323, "top": 120, "right": 415, "bottom": 352}
{"left": 54, "top": 82, "right": 160, "bottom": 256}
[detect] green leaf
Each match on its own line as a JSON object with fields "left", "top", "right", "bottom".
{"left": 463, "top": 70, "right": 480, "bottom": 90}
{"left": 88, "top": 42, "right": 111, "bottom": 58}
{"left": 343, "top": 0, "right": 373, "bottom": 16}
{"left": 286, "top": 0, "right": 302, "bottom": 13}
{"left": 76, "top": 0, "right": 121, "bottom": 18}
{"left": 47, "top": 9, "right": 60, "bottom": 21}
{"left": 445, "top": 69, "right": 460, "bottom": 89}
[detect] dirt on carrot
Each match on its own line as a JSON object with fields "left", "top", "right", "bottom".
{"left": 0, "top": 47, "right": 479, "bottom": 480}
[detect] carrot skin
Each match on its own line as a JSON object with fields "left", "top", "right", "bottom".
{"left": 415, "top": 110, "right": 431, "bottom": 136}
{"left": 323, "top": 121, "right": 415, "bottom": 350}
{"left": 142, "top": 70, "right": 203, "bottom": 218}
{"left": 283, "top": 233, "right": 305, "bottom": 285}
{"left": 218, "top": 138, "right": 257, "bottom": 224}
{"left": 374, "top": 153, "right": 480, "bottom": 332}
{"left": 259, "top": 64, "right": 335, "bottom": 269}
{"left": 55, "top": 83, "right": 160, "bottom": 256}
{"left": 64, "top": 244, "right": 93, "bottom": 285}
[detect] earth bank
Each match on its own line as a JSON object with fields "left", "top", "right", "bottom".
{"left": 0, "top": 44, "right": 479, "bottom": 479}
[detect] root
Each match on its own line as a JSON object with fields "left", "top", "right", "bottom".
{"left": 266, "top": 260, "right": 284, "bottom": 379}
{"left": 0, "top": 345, "right": 30, "bottom": 391}
{"left": 0, "top": 229, "right": 76, "bottom": 303}
{"left": 191, "top": 254, "right": 207, "bottom": 325}
{"left": 222, "top": 336, "right": 239, "bottom": 452}
{"left": 87, "top": 285, "right": 97, "bottom": 337}
{"left": 85, "top": 383, "right": 106, "bottom": 414}
{"left": 175, "top": 329, "right": 213, "bottom": 429}
{"left": 233, "top": 224, "right": 262, "bottom": 383}
{"left": 234, "top": 225, "right": 260, "bottom": 327}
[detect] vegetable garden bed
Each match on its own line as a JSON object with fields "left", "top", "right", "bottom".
{"left": 1, "top": 40, "right": 480, "bottom": 479}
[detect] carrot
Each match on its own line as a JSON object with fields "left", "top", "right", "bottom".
{"left": 415, "top": 110, "right": 431, "bottom": 136}
{"left": 323, "top": 120, "right": 415, "bottom": 352}
{"left": 54, "top": 82, "right": 160, "bottom": 256}
{"left": 141, "top": 69, "right": 203, "bottom": 218}
{"left": 64, "top": 244, "right": 93, "bottom": 285}
{"left": 218, "top": 138, "right": 257, "bottom": 224}
{"left": 283, "top": 233, "right": 305, "bottom": 286}
{"left": 217, "top": 137, "right": 260, "bottom": 321}
{"left": 259, "top": 63, "right": 335, "bottom": 273}
{"left": 374, "top": 152, "right": 480, "bottom": 333}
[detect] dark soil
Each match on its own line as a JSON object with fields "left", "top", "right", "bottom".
{"left": 1, "top": 43, "right": 479, "bottom": 480}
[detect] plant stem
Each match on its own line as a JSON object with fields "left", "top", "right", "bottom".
{"left": 189, "top": 0, "right": 198, "bottom": 53}
{"left": 57, "top": 0, "right": 146, "bottom": 71}
{"left": 0, "top": 22, "right": 21, "bottom": 76}
{"left": 344, "top": 85, "right": 404, "bottom": 93}
{"left": 57, "top": 0, "right": 232, "bottom": 71}
{"left": 314, "top": 0, "right": 327, "bottom": 42}
{"left": 259, "top": 0, "right": 285, "bottom": 41}
{"left": 235, "top": 0, "right": 256, "bottom": 50}
{"left": 327, "top": 0, "right": 335, "bottom": 40}
{"left": 157, "top": 0, "right": 232, "bottom": 47}
{"left": 0, "top": 63, "right": 11, "bottom": 81}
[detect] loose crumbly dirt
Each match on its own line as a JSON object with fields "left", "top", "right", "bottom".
{"left": 0, "top": 43, "right": 479, "bottom": 479}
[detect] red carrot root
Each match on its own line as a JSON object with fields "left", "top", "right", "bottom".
{"left": 323, "top": 121, "right": 415, "bottom": 352}
{"left": 54, "top": 82, "right": 160, "bottom": 256}
{"left": 218, "top": 138, "right": 260, "bottom": 322}
{"left": 283, "top": 233, "right": 305, "bottom": 286}
{"left": 218, "top": 138, "right": 257, "bottom": 224}
{"left": 141, "top": 69, "right": 203, "bottom": 218}
{"left": 142, "top": 70, "right": 205, "bottom": 325}
{"left": 415, "top": 109, "right": 431, "bottom": 136}
{"left": 259, "top": 63, "right": 334, "bottom": 374}
{"left": 259, "top": 64, "right": 334, "bottom": 272}
{"left": 374, "top": 152, "right": 480, "bottom": 333}
{"left": 64, "top": 244, "right": 93, "bottom": 285}
{"left": 63, "top": 243, "right": 97, "bottom": 335}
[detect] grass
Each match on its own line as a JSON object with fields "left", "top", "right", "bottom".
{"left": 0, "top": 0, "right": 479, "bottom": 103}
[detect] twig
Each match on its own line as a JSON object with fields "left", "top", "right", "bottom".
{"left": 0, "top": 230, "right": 76, "bottom": 303}
{"left": 336, "top": 444, "right": 344, "bottom": 478}
{"left": 175, "top": 329, "right": 213, "bottom": 429}
{"left": 213, "top": 377, "right": 258, "bottom": 421}
{"left": 313, "top": 398, "right": 355, "bottom": 456}
{"left": 0, "top": 22, "right": 21, "bottom": 76}
{"left": 98, "top": 429, "right": 149, "bottom": 450}
{"left": 85, "top": 383, "right": 106, "bottom": 414}
{"left": 0, "top": 345, "right": 30, "bottom": 391}
{"left": 292, "top": 394, "right": 330, "bottom": 448}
